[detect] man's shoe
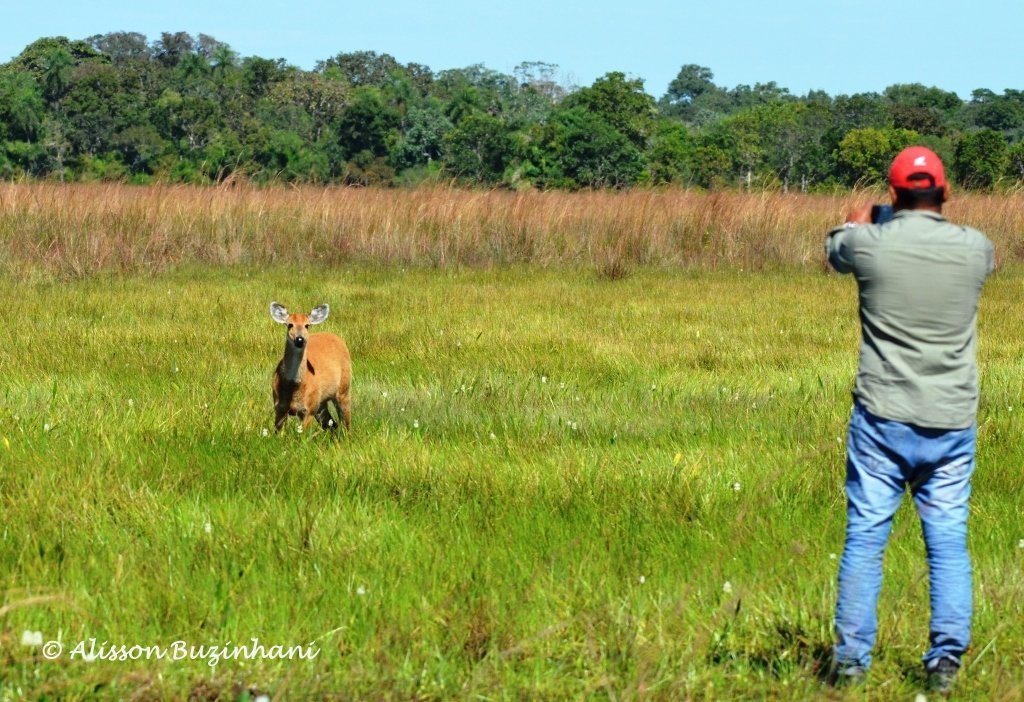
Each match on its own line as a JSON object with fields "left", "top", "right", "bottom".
{"left": 926, "top": 657, "right": 959, "bottom": 695}
{"left": 834, "top": 664, "right": 867, "bottom": 688}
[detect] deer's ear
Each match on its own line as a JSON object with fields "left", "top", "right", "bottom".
{"left": 270, "top": 302, "right": 290, "bottom": 324}
{"left": 308, "top": 304, "right": 329, "bottom": 325}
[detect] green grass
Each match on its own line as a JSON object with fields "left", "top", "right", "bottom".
{"left": 1, "top": 266, "right": 1022, "bottom": 700}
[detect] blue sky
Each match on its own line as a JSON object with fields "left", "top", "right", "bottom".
{"left": 2, "top": 0, "right": 1019, "bottom": 99}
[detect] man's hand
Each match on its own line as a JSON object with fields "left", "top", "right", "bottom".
{"left": 845, "top": 203, "right": 873, "bottom": 225}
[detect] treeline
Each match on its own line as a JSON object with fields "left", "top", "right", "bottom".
{"left": 2, "top": 32, "right": 1024, "bottom": 190}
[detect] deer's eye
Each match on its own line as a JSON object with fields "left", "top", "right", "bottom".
{"left": 287, "top": 323, "right": 293, "bottom": 329}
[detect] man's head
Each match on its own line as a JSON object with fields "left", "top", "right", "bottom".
{"left": 888, "top": 146, "right": 949, "bottom": 212}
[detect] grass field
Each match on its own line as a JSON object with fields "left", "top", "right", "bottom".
{"left": 3, "top": 184, "right": 1024, "bottom": 280}
{"left": 1, "top": 260, "right": 1022, "bottom": 700}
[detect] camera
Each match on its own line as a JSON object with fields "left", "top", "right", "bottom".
{"left": 871, "top": 204, "right": 894, "bottom": 224}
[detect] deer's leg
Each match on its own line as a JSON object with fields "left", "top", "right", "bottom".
{"left": 336, "top": 390, "right": 351, "bottom": 430}
{"left": 315, "top": 401, "right": 336, "bottom": 429}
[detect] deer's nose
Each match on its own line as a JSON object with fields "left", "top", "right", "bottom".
{"left": 294, "top": 336, "right": 306, "bottom": 349}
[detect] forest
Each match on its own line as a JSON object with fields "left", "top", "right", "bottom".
{"left": 2, "top": 31, "right": 1023, "bottom": 190}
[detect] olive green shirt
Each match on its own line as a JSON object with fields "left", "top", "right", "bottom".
{"left": 825, "top": 210, "right": 995, "bottom": 429}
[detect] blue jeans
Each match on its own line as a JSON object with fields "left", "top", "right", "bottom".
{"left": 834, "top": 402, "right": 976, "bottom": 671}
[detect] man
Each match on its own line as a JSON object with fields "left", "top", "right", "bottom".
{"left": 825, "top": 146, "right": 995, "bottom": 693}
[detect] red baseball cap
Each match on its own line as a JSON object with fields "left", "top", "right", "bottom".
{"left": 888, "top": 146, "right": 946, "bottom": 189}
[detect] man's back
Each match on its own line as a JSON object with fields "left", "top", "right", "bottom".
{"left": 828, "top": 146, "right": 994, "bottom": 691}
{"left": 827, "top": 210, "right": 994, "bottom": 429}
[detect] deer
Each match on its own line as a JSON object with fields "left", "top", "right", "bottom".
{"left": 269, "top": 301, "right": 352, "bottom": 433}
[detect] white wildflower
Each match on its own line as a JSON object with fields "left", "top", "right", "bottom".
{"left": 20, "top": 631, "right": 43, "bottom": 648}
{"left": 732, "top": 482, "right": 741, "bottom": 492}
{"left": 203, "top": 522, "right": 212, "bottom": 535}
{"left": 541, "top": 375, "right": 548, "bottom": 384}
{"left": 261, "top": 428, "right": 269, "bottom": 437}
{"left": 829, "top": 553, "right": 838, "bottom": 560}
{"left": 296, "top": 425, "right": 303, "bottom": 434}
{"left": 356, "top": 586, "right": 366, "bottom": 596}
{"left": 1018, "top": 539, "right": 1024, "bottom": 550}
{"left": 722, "top": 581, "right": 733, "bottom": 594}
{"left": 43, "top": 423, "right": 51, "bottom": 432}
{"left": 638, "top": 575, "right": 646, "bottom": 584}
{"left": 413, "top": 419, "right": 420, "bottom": 429}
{"left": 489, "top": 432, "right": 497, "bottom": 440}
{"left": 127, "top": 398, "right": 134, "bottom": 408}
{"left": 381, "top": 391, "right": 388, "bottom": 398}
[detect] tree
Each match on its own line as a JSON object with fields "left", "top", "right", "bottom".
{"left": 825, "top": 93, "right": 892, "bottom": 161}
{"left": 0, "top": 72, "right": 45, "bottom": 141}
{"left": 884, "top": 83, "right": 961, "bottom": 136}
{"left": 644, "top": 120, "right": 692, "bottom": 185}
{"left": 391, "top": 103, "right": 452, "bottom": 170}
{"left": 689, "top": 144, "right": 732, "bottom": 188}
{"left": 1009, "top": 141, "right": 1024, "bottom": 182}
{"left": 443, "top": 85, "right": 485, "bottom": 125}
{"left": 507, "top": 62, "right": 564, "bottom": 128}
{"left": 254, "top": 128, "right": 329, "bottom": 182}
{"left": 112, "top": 124, "right": 167, "bottom": 174}
{"left": 432, "top": 65, "right": 518, "bottom": 117}
{"left": 317, "top": 51, "right": 401, "bottom": 87}
{"left": 242, "top": 57, "right": 289, "bottom": 99}
{"left": 153, "top": 32, "right": 194, "bottom": 68}
{"left": 86, "top": 32, "right": 151, "bottom": 64}
{"left": 442, "top": 112, "right": 514, "bottom": 184}
{"left": 533, "top": 106, "right": 643, "bottom": 189}
{"left": 751, "top": 102, "right": 833, "bottom": 191}
{"left": 954, "top": 129, "right": 1009, "bottom": 189}
{"left": 513, "top": 61, "right": 566, "bottom": 103}
{"left": 60, "top": 62, "right": 133, "bottom": 155}
{"left": 7, "top": 36, "right": 105, "bottom": 77}
{"left": 728, "top": 82, "right": 795, "bottom": 111}
{"left": 562, "top": 72, "right": 656, "bottom": 150}
{"left": 176, "top": 52, "right": 211, "bottom": 85}
{"left": 966, "top": 89, "right": 1024, "bottom": 138}
{"left": 835, "top": 127, "right": 918, "bottom": 186}
{"left": 39, "top": 47, "right": 74, "bottom": 104}
{"left": 659, "top": 65, "right": 733, "bottom": 125}
{"left": 268, "top": 72, "right": 349, "bottom": 141}
{"left": 154, "top": 89, "right": 220, "bottom": 151}
{"left": 336, "top": 87, "right": 399, "bottom": 159}
{"left": 701, "top": 111, "right": 766, "bottom": 187}
{"left": 661, "top": 65, "right": 716, "bottom": 113}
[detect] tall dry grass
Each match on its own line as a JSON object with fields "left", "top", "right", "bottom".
{"left": 1, "top": 183, "right": 1021, "bottom": 278}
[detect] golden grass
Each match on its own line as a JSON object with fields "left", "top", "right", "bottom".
{"left": 1, "top": 183, "right": 1021, "bottom": 278}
